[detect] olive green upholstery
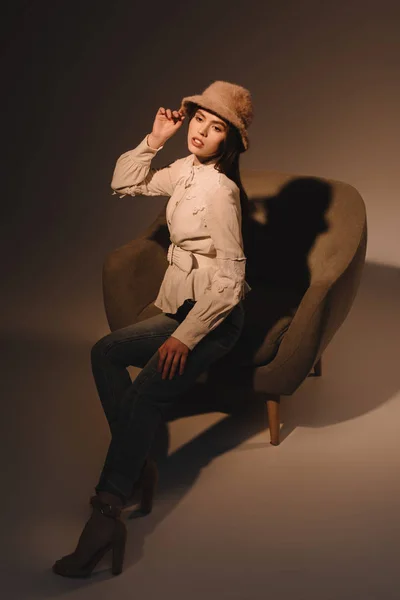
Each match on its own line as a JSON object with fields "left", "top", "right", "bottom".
{"left": 102, "top": 169, "right": 367, "bottom": 443}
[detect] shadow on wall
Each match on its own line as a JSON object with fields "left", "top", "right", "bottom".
{"left": 221, "top": 177, "right": 332, "bottom": 368}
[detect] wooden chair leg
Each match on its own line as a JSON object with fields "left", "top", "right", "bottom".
{"left": 266, "top": 396, "right": 281, "bottom": 446}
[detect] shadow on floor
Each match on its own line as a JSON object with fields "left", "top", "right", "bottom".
{"left": 1, "top": 260, "right": 399, "bottom": 594}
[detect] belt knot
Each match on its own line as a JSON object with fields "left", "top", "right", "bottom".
{"left": 167, "top": 243, "right": 194, "bottom": 273}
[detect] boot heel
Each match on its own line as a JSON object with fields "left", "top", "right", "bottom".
{"left": 140, "top": 457, "right": 159, "bottom": 515}
{"left": 111, "top": 521, "right": 127, "bottom": 575}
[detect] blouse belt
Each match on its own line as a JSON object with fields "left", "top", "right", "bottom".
{"left": 167, "top": 242, "right": 216, "bottom": 273}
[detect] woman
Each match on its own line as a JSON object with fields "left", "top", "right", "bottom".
{"left": 52, "top": 80, "right": 254, "bottom": 577}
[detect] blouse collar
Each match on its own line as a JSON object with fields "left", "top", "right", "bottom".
{"left": 191, "top": 154, "right": 217, "bottom": 169}
{"left": 182, "top": 154, "right": 219, "bottom": 188}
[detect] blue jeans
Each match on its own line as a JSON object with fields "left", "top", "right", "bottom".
{"left": 92, "top": 299, "right": 245, "bottom": 504}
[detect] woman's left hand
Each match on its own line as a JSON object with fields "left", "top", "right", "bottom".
{"left": 157, "top": 336, "right": 190, "bottom": 380}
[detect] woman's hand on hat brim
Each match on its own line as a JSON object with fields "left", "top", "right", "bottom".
{"left": 151, "top": 106, "right": 186, "bottom": 144}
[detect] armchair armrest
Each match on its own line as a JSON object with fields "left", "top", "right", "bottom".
{"left": 102, "top": 236, "right": 167, "bottom": 331}
{"left": 258, "top": 281, "right": 329, "bottom": 394}
{"left": 259, "top": 222, "right": 367, "bottom": 394}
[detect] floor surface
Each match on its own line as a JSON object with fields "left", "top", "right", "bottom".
{"left": 2, "top": 261, "right": 400, "bottom": 600}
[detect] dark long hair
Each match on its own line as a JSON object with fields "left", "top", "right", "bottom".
{"left": 185, "top": 103, "right": 250, "bottom": 256}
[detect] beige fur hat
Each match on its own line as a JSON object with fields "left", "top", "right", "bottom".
{"left": 180, "top": 80, "right": 254, "bottom": 152}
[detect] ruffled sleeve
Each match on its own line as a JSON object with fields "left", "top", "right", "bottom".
{"left": 171, "top": 183, "right": 247, "bottom": 350}
{"left": 111, "top": 134, "right": 177, "bottom": 198}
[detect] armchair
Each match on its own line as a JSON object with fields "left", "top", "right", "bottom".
{"left": 102, "top": 169, "right": 367, "bottom": 446}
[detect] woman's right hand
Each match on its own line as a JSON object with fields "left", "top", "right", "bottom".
{"left": 151, "top": 107, "right": 185, "bottom": 145}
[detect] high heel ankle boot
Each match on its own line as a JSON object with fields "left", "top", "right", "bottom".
{"left": 128, "top": 456, "right": 159, "bottom": 519}
{"left": 52, "top": 495, "right": 127, "bottom": 578}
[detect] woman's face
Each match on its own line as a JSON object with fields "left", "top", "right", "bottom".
{"left": 188, "top": 108, "right": 228, "bottom": 164}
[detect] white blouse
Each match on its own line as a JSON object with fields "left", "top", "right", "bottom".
{"left": 111, "top": 133, "right": 252, "bottom": 351}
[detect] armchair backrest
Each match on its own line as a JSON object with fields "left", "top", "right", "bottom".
{"left": 240, "top": 170, "right": 367, "bottom": 296}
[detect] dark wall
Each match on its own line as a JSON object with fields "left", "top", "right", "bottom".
{"left": 3, "top": 0, "right": 399, "bottom": 338}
